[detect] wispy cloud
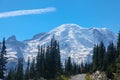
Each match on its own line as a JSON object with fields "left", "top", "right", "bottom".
{"left": 0, "top": 7, "right": 56, "bottom": 18}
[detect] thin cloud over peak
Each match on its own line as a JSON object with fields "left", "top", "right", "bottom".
{"left": 0, "top": 7, "right": 56, "bottom": 18}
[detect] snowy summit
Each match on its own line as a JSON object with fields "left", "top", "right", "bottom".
{"left": 5, "top": 24, "right": 117, "bottom": 66}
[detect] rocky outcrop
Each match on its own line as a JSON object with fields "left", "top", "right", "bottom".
{"left": 91, "top": 71, "right": 107, "bottom": 80}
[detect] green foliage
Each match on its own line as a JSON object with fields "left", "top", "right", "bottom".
{"left": 36, "top": 46, "right": 45, "bottom": 78}
{"left": 7, "top": 68, "right": 16, "bottom": 80}
{"left": 30, "top": 58, "right": 36, "bottom": 79}
{"left": 65, "top": 57, "right": 72, "bottom": 75}
{"left": 35, "top": 36, "right": 62, "bottom": 79}
{"left": 116, "top": 37, "right": 120, "bottom": 72}
{"left": 0, "top": 38, "right": 7, "bottom": 79}
{"left": 116, "top": 63, "right": 120, "bottom": 72}
{"left": 117, "top": 31, "right": 120, "bottom": 57}
{"left": 85, "top": 73, "right": 91, "bottom": 80}
{"left": 106, "top": 42, "right": 116, "bottom": 66}
{"left": 24, "top": 58, "right": 30, "bottom": 80}
{"left": 91, "top": 42, "right": 118, "bottom": 79}
{"left": 98, "top": 41, "right": 106, "bottom": 71}
{"left": 16, "top": 58, "right": 24, "bottom": 80}
{"left": 92, "top": 42, "right": 106, "bottom": 72}
{"left": 49, "top": 36, "right": 61, "bottom": 78}
{"left": 90, "top": 31, "right": 120, "bottom": 79}
{"left": 92, "top": 45, "right": 98, "bottom": 71}
{"left": 57, "top": 75, "right": 69, "bottom": 80}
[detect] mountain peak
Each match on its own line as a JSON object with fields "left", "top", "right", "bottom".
{"left": 58, "top": 24, "right": 83, "bottom": 29}
{"left": 5, "top": 24, "right": 117, "bottom": 65}
{"left": 50, "top": 24, "right": 84, "bottom": 34}
{"left": 7, "top": 35, "right": 17, "bottom": 42}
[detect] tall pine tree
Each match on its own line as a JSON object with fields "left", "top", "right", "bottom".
{"left": 106, "top": 42, "right": 116, "bottom": 66}
{"left": 16, "top": 58, "right": 24, "bottom": 80}
{"left": 65, "top": 57, "right": 72, "bottom": 76}
{"left": 98, "top": 41, "right": 106, "bottom": 71}
{"left": 92, "top": 44, "right": 99, "bottom": 72}
{"left": 35, "top": 36, "right": 62, "bottom": 79}
{"left": 36, "top": 46, "right": 41, "bottom": 78}
{"left": 7, "top": 68, "right": 15, "bottom": 80}
{"left": 30, "top": 58, "right": 36, "bottom": 79}
{"left": 116, "top": 31, "right": 120, "bottom": 74}
{"left": 49, "top": 36, "right": 62, "bottom": 79}
{"left": 44, "top": 46, "right": 51, "bottom": 79}
{"left": 117, "top": 31, "right": 120, "bottom": 57}
{"left": 24, "top": 58, "right": 30, "bottom": 80}
{"left": 0, "top": 38, "right": 7, "bottom": 79}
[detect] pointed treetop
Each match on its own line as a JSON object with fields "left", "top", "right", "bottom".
{"left": 3, "top": 37, "right": 5, "bottom": 43}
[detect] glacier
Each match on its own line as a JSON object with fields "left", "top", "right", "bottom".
{"left": 5, "top": 24, "right": 117, "bottom": 67}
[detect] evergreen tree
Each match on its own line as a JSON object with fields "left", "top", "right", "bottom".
{"left": 55, "top": 42, "right": 62, "bottom": 76}
{"left": 72, "top": 62, "right": 77, "bottom": 75}
{"left": 98, "top": 41, "right": 106, "bottom": 71}
{"left": 36, "top": 46, "right": 41, "bottom": 78}
{"left": 7, "top": 68, "right": 15, "bottom": 80}
{"left": 35, "top": 36, "right": 62, "bottom": 79}
{"left": 92, "top": 42, "right": 106, "bottom": 71}
{"left": 80, "top": 62, "right": 85, "bottom": 73}
{"left": 87, "top": 63, "right": 93, "bottom": 73}
{"left": 90, "top": 32, "right": 120, "bottom": 79}
{"left": 78, "top": 65, "right": 81, "bottom": 73}
{"left": 116, "top": 55, "right": 120, "bottom": 73}
{"left": 0, "top": 38, "right": 7, "bottom": 79}
{"left": 16, "top": 58, "right": 24, "bottom": 80}
{"left": 65, "top": 57, "right": 72, "bottom": 76}
{"left": 49, "top": 36, "right": 62, "bottom": 79}
{"left": 30, "top": 58, "right": 36, "bottom": 79}
{"left": 49, "top": 36, "right": 57, "bottom": 78}
{"left": 92, "top": 44, "right": 99, "bottom": 71}
{"left": 115, "top": 31, "right": 120, "bottom": 77}
{"left": 44, "top": 46, "right": 51, "bottom": 79}
{"left": 24, "top": 58, "right": 30, "bottom": 80}
{"left": 40, "top": 46, "right": 45, "bottom": 78}
{"left": 117, "top": 31, "right": 120, "bottom": 57}
{"left": 106, "top": 42, "right": 116, "bottom": 66}
{"left": 72, "top": 62, "right": 80, "bottom": 75}
{"left": 84, "top": 62, "right": 89, "bottom": 73}
{"left": 31, "top": 36, "right": 62, "bottom": 79}
{"left": 105, "top": 42, "right": 117, "bottom": 77}
{"left": 36, "top": 45, "right": 46, "bottom": 78}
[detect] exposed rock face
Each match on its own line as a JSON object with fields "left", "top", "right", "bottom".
{"left": 91, "top": 71, "right": 107, "bottom": 80}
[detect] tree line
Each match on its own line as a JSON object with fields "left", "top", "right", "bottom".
{"left": 88, "top": 32, "right": 120, "bottom": 79}
{"left": 1, "top": 32, "right": 120, "bottom": 80}
{"left": 0, "top": 36, "right": 87, "bottom": 80}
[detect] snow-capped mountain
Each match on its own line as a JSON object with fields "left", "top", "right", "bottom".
{"left": 5, "top": 24, "right": 117, "bottom": 65}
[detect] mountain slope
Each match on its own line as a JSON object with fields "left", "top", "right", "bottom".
{"left": 6, "top": 24, "right": 117, "bottom": 64}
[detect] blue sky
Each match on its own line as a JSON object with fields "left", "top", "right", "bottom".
{"left": 0, "top": 0, "right": 120, "bottom": 41}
